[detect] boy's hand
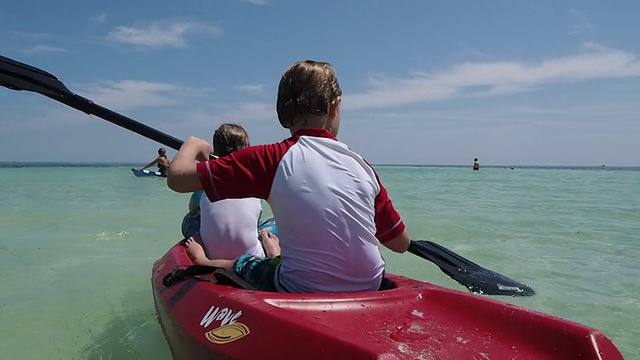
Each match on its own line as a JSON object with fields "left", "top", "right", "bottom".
{"left": 184, "top": 136, "right": 213, "bottom": 161}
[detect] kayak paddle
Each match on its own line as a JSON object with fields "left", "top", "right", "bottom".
{"left": 0, "top": 54, "right": 184, "bottom": 151}
{"left": 0, "top": 54, "right": 534, "bottom": 297}
{"left": 409, "top": 240, "right": 535, "bottom": 296}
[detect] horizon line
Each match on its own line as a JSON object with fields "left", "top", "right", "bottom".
{"left": 1, "top": 161, "right": 638, "bottom": 169}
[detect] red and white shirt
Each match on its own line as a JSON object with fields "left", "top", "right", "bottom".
{"left": 197, "top": 128, "right": 405, "bottom": 293}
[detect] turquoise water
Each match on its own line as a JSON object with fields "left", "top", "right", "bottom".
{"left": 0, "top": 164, "right": 639, "bottom": 359}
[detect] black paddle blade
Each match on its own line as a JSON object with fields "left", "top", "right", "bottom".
{"left": 408, "top": 240, "right": 535, "bottom": 297}
{"left": 0, "top": 54, "right": 184, "bottom": 151}
{"left": 0, "top": 55, "right": 73, "bottom": 97}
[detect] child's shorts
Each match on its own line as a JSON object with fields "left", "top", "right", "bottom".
{"left": 232, "top": 254, "right": 280, "bottom": 292}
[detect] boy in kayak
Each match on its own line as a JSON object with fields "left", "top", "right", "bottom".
{"left": 168, "top": 60, "right": 411, "bottom": 293}
{"left": 141, "top": 147, "right": 171, "bottom": 177}
{"left": 181, "top": 123, "right": 266, "bottom": 260}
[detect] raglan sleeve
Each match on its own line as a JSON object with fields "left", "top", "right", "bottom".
{"left": 196, "top": 144, "right": 283, "bottom": 202}
{"left": 373, "top": 173, "right": 406, "bottom": 243}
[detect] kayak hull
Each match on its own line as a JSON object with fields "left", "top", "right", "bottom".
{"left": 152, "top": 242, "right": 623, "bottom": 360}
{"left": 131, "top": 168, "right": 163, "bottom": 177}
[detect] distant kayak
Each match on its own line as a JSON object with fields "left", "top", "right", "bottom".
{"left": 131, "top": 168, "right": 163, "bottom": 177}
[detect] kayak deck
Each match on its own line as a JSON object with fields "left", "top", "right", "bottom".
{"left": 152, "top": 242, "right": 623, "bottom": 359}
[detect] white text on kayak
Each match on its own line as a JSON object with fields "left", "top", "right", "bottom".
{"left": 200, "top": 306, "right": 243, "bottom": 328}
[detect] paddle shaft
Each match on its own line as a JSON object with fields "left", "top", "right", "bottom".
{"left": 0, "top": 54, "right": 206, "bottom": 154}
{"left": 54, "top": 92, "right": 183, "bottom": 151}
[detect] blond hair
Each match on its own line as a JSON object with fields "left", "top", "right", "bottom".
{"left": 213, "top": 123, "right": 250, "bottom": 157}
{"left": 276, "top": 60, "right": 342, "bottom": 129}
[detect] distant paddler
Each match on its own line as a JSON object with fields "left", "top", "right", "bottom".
{"left": 141, "top": 147, "right": 171, "bottom": 177}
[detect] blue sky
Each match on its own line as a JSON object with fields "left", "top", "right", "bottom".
{"left": 1, "top": 1, "right": 639, "bottom": 165}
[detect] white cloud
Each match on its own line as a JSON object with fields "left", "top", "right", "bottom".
{"left": 238, "top": 0, "right": 267, "bottom": 5}
{"left": 568, "top": 9, "right": 594, "bottom": 35}
{"left": 20, "top": 45, "right": 68, "bottom": 54}
{"left": 0, "top": 105, "right": 92, "bottom": 133}
{"left": 156, "top": 101, "right": 275, "bottom": 142}
{"left": 221, "top": 102, "right": 276, "bottom": 121}
{"left": 454, "top": 43, "right": 493, "bottom": 60}
{"left": 345, "top": 44, "right": 640, "bottom": 110}
{"left": 235, "top": 84, "right": 267, "bottom": 93}
{"left": 90, "top": 13, "right": 108, "bottom": 24}
{"left": 10, "top": 32, "right": 67, "bottom": 54}
{"left": 350, "top": 100, "right": 640, "bottom": 128}
{"left": 177, "top": 101, "right": 273, "bottom": 128}
{"left": 208, "top": 102, "right": 273, "bottom": 123}
{"left": 106, "top": 20, "right": 224, "bottom": 50}
{"left": 77, "top": 80, "right": 181, "bottom": 110}
{"left": 12, "top": 31, "right": 57, "bottom": 41}
{"left": 67, "top": 79, "right": 215, "bottom": 112}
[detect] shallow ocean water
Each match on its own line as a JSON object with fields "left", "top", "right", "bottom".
{"left": 0, "top": 164, "right": 638, "bottom": 358}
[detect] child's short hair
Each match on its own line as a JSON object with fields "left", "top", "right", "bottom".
{"left": 276, "top": 60, "right": 342, "bottom": 129}
{"left": 213, "top": 123, "right": 250, "bottom": 157}
{"left": 158, "top": 147, "right": 167, "bottom": 156}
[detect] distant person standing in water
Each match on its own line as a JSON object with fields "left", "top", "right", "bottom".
{"left": 142, "top": 147, "right": 171, "bottom": 177}
{"left": 473, "top": 158, "right": 480, "bottom": 171}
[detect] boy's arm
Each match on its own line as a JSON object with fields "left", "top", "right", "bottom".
{"left": 381, "top": 228, "right": 411, "bottom": 253}
{"left": 371, "top": 167, "right": 410, "bottom": 253}
{"left": 167, "top": 136, "right": 212, "bottom": 193}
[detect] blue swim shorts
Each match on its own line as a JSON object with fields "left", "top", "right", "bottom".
{"left": 232, "top": 254, "right": 280, "bottom": 292}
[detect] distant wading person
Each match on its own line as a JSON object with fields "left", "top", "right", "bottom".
{"left": 473, "top": 158, "right": 480, "bottom": 171}
{"left": 142, "top": 147, "right": 171, "bottom": 177}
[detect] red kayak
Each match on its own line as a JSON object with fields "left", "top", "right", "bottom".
{"left": 152, "top": 242, "right": 623, "bottom": 360}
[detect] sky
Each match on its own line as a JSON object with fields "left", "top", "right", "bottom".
{"left": 1, "top": 1, "right": 639, "bottom": 166}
